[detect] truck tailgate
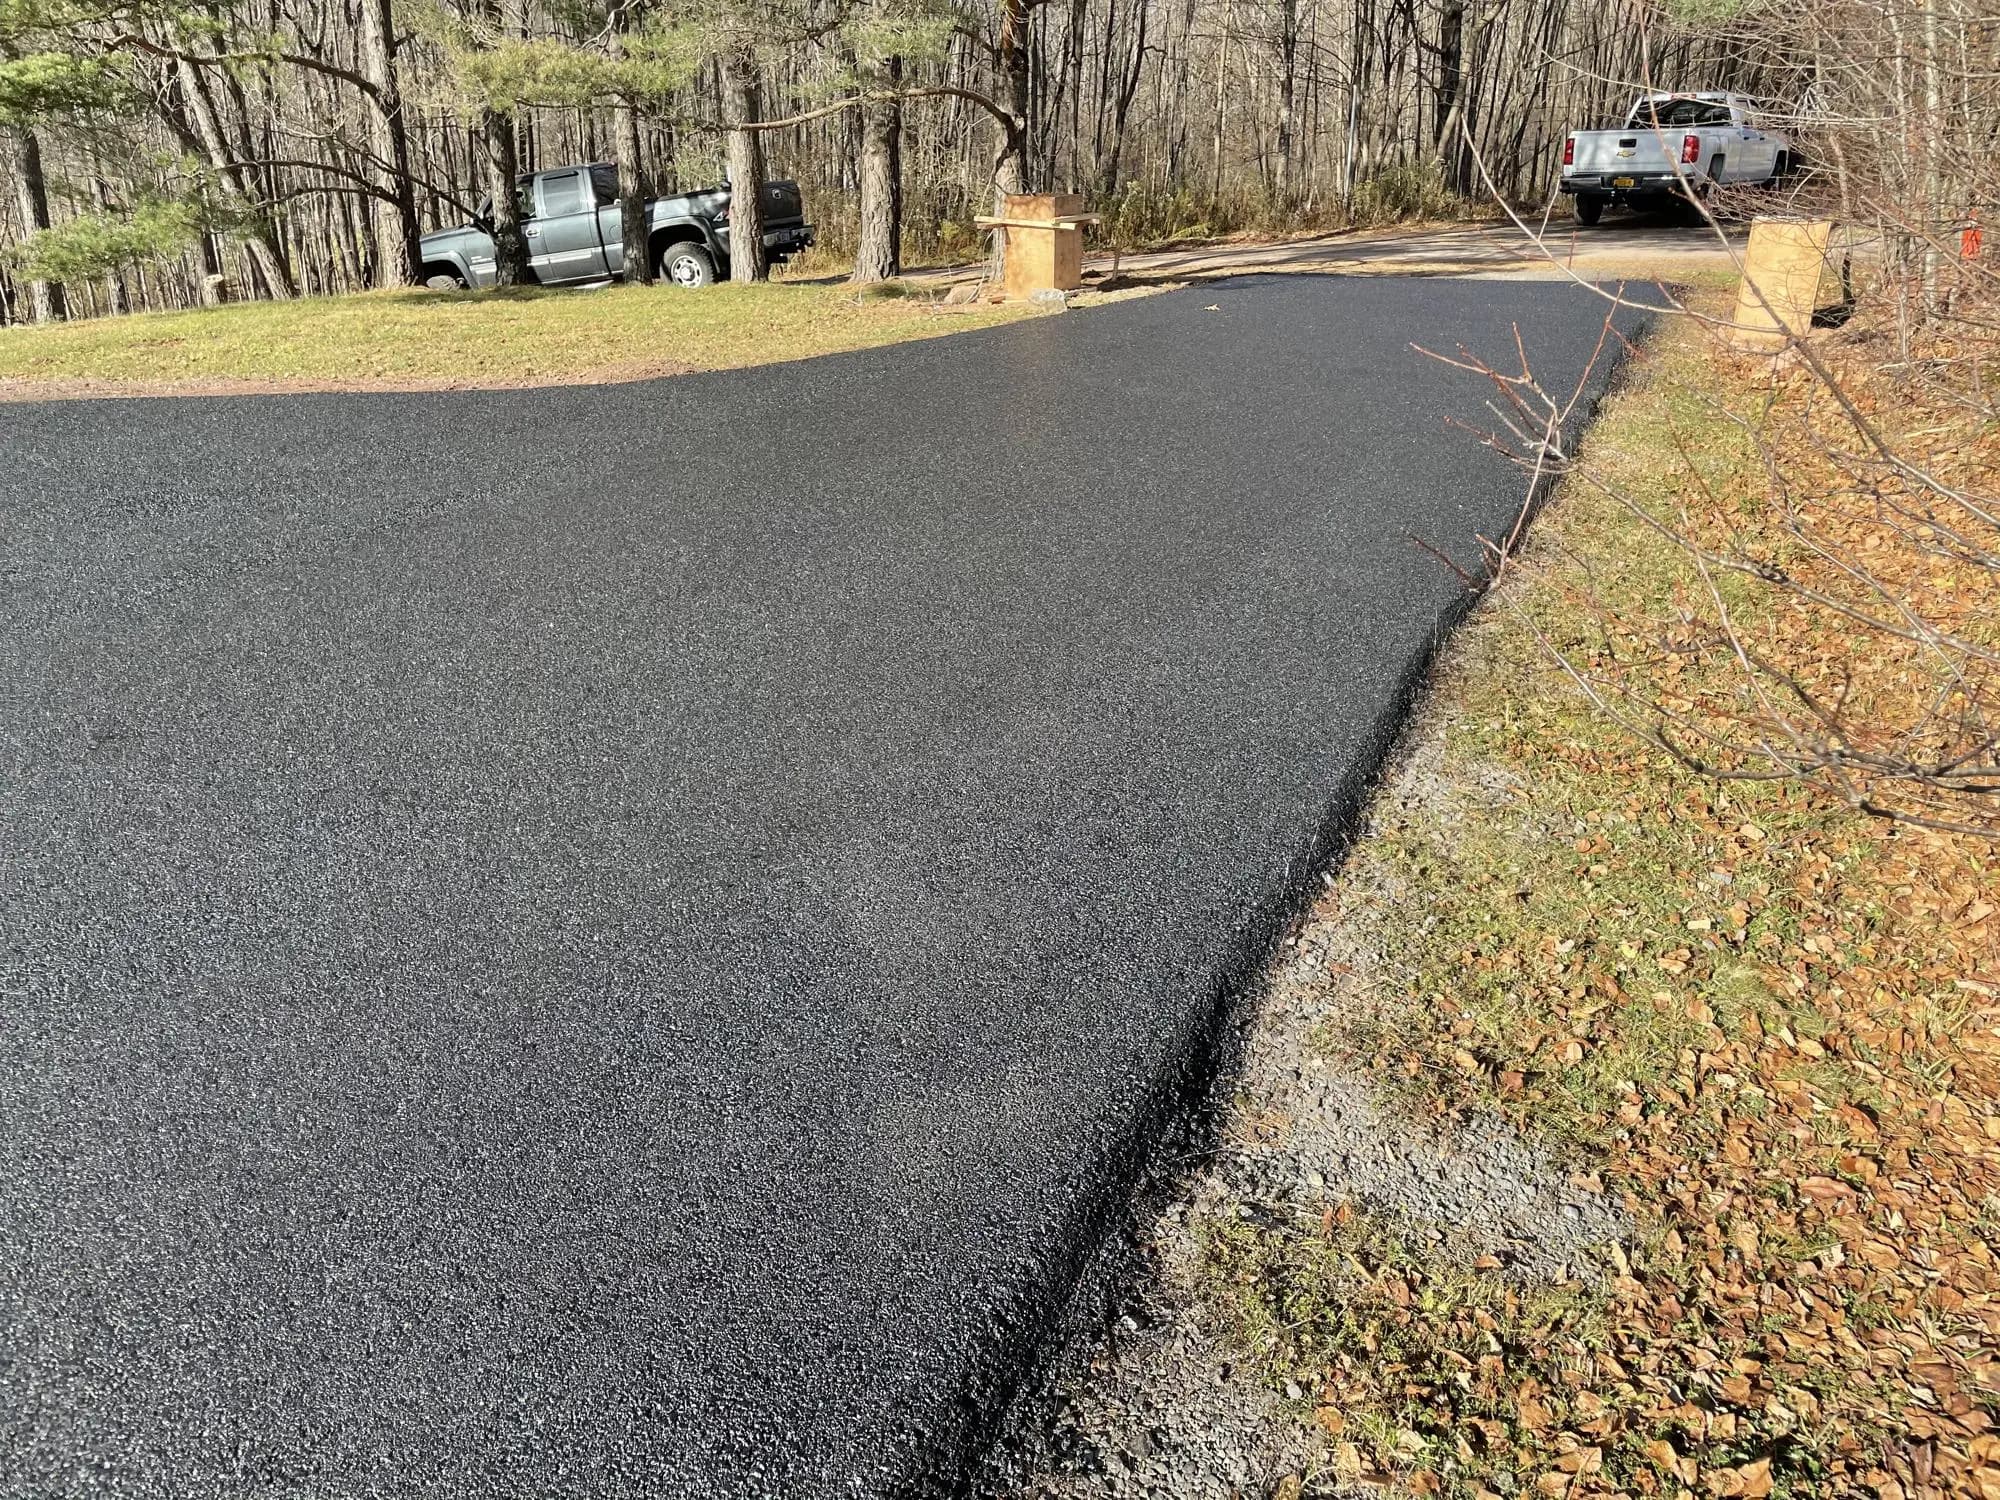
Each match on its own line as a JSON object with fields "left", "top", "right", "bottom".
{"left": 760, "top": 179, "right": 805, "bottom": 227}
{"left": 1571, "top": 130, "right": 1673, "bottom": 175}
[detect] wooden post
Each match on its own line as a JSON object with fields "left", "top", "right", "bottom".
{"left": 1729, "top": 218, "right": 1832, "bottom": 353}
{"left": 974, "top": 193, "right": 1099, "bottom": 302}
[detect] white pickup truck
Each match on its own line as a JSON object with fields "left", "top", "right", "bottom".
{"left": 1559, "top": 92, "right": 1795, "bottom": 224}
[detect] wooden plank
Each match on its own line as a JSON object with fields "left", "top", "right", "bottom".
{"left": 973, "top": 216, "right": 1104, "bottom": 231}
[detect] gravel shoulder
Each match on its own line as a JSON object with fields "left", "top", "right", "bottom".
{"left": 986, "top": 703, "right": 1633, "bottom": 1500}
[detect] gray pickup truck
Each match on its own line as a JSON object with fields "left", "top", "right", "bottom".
{"left": 418, "top": 163, "right": 814, "bottom": 289}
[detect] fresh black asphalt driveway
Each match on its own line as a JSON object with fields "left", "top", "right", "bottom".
{"left": 1, "top": 275, "right": 1638, "bottom": 1497}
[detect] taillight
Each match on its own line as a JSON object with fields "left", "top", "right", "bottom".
{"left": 1563, "top": 135, "right": 1575, "bottom": 166}
{"left": 1681, "top": 133, "right": 1700, "bottom": 164}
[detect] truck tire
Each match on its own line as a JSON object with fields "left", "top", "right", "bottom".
{"left": 1677, "top": 158, "right": 1722, "bottom": 224}
{"left": 1574, "top": 193, "right": 1606, "bottom": 227}
{"left": 658, "top": 242, "right": 716, "bottom": 288}
{"left": 1703, "top": 156, "right": 1729, "bottom": 220}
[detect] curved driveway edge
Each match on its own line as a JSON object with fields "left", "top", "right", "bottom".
{"left": 1, "top": 275, "right": 1643, "bottom": 1497}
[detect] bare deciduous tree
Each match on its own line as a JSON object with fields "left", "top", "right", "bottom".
{"left": 1414, "top": 0, "right": 2000, "bottom": 837}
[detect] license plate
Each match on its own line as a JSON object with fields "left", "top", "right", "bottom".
{"left": 1612, "top": 176, "right": 1636, "bottom": 188}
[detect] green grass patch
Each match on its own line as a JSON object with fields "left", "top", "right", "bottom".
{"left": 0, "top": 280, "right": 1033, "bottom": 391}
{"left": 1203, "top": 1201, "right": 1613, "bottom": 1494}
{"left": 1321, "top": 315, "right": 1847, "bottom": 1155}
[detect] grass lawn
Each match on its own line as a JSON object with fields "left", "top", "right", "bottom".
{"left": 0, "top": 280, "right": 1035, "bottom": 397}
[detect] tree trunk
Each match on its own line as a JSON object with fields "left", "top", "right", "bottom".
{"left": 1096, "top": 0, "right": 1147, "bottom": 198}
{"left": 1433, "top": 0, "right": 1466, "bottom": 163}
{"left": 171, "top": 54, "right": 297, "bottom": 298}
{"left": 480, "top": 105, "right": 528, "bottom": 286}
{"left": 852, "top": 53, "right": 902, "bottom": 283}
{"left": 194, "top": 232, "right": 226, "bottom": 304}
{"left": 477, "top": 0, "right": 528, "bottom": 288}
{"left": 994, "top": 0, "right": 1034, "bottom": 203}
{"left": 720, "top": 39, "right": 768, "bottom": 284}
{"left": 1430, "top": 1, "right": 1503, "bottom": 196}
{"left": 616, "top": 98, "right": 652, "bottom": 284}
{"left": 357, "top": 0, "right": 423, "bottom": 286}
{"left": 610, "top": 0, "right": 652, "bottom": 286}
{"left": 1274, "top": 0, "right": 1299, "bottom": 203}
{"left": 93, "top": 173, "right": 130, "bottom": 315}
{"left": 8, "top": 128, "right": 65, "bottom": 323}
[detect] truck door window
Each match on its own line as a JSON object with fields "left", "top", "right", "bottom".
{"left": 539, "top": 171, "right": 586, "bottom": 217}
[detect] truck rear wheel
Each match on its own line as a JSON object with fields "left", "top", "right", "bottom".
{"left": 658, "top": 243, "right": 715, "bottom": 288}
{"left": 1574, "top": 193, "right": 1606, "bottom": 227}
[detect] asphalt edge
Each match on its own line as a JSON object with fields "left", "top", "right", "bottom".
{"left": 939, "top": 297, "right": 1658, "bottom": 1499}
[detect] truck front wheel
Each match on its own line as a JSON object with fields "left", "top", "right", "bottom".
{"left": 1574, "top": 193, "right": 1606, "bottom": 227}
{"left": 657, "top": 243, "right": 716, "bottom": 288}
